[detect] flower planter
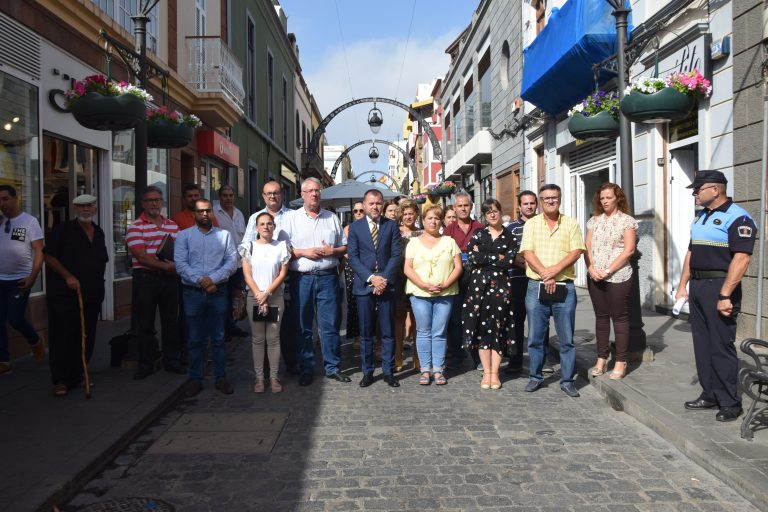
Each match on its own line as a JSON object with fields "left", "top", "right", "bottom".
{"left": 620, "top": 87, "right": 695, "bottom": 124}
{"left": 433, "top": 186, "right": 456, "bottom": 197}
{"left": 148, "top": 121, "right": 194, "bottom": 148}
{"left": 567, "top": 111, "right": 619, "bottom": 140}
{"left": 70, "top": 92, "right": 146, "bottom": 131}
{"left": 414, "top": 197, "right": 427, "bottom": 204}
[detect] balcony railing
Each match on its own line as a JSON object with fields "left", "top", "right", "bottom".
{"left": 186, "top": 36, "right": 245, "bottom": 111}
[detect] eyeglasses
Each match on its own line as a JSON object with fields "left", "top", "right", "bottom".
{"left": 540, "top": 196, "right": 560, "bottom": 203}
{"left": 195, "top": 208, "right": 213, "bottom": 214}
{"left": 353, "top": 209, "right": 364, "bottom": 214}
{"left": 692, "top": 185, "right": 717, "bottom": 194}
{"left": 263, "top": 191, "right": 281, "bottom": 196}
{"left": 4, "top": 219, "right": 9, "bottom": 233}
{"left": 302, "top": 189, "right": 321, "bottom": 194}
{"left": 485, "top": 210, "right": 500, "bottom": 215}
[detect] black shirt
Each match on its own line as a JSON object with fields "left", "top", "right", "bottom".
{"left": 44, "top": 220, "right": 109, "bottom": 303}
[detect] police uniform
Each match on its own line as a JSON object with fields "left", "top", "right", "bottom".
{"left": 687, "top": 196, "right": 755, "bottom": 409}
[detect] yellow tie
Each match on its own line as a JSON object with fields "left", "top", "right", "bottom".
{"left": 371, "top": 222, "right": 379, "bottom": 272}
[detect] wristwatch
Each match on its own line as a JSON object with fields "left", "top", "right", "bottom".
{"left": 718, "top": 294, "right": 731, "bottom": 301}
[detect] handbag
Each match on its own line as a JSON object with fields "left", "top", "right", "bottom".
{"left": 252, "top": 305, "right": 279, "bottom": 322}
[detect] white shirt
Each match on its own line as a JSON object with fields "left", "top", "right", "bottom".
{"left": 242, "top": 206, "right": 290, "bottom": 248}
{"left": 214, "top": 202, "right": 246, "bottom": 267}
{"left": 242, "top": 239, "right": 291, "bottom": 291}
{"left": 0, "top": 212, "right": 44, "bottom": 280}
{"left": 282, "top": 207, "right": 346, "bottom": 272}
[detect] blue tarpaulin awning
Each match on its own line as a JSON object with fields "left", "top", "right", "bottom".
{"left": 521, "top": 0, "right": 630, "bottom": 116}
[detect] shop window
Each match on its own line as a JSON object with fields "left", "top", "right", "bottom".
{"left": 111, "top": 130, "right": 168, "bottom": 279}
{"left": 0, "top": 70, "right": 41, "bottom": 292}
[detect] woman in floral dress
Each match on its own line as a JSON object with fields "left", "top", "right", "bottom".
{"left": 462, "top": 198, "right": 519, "bottom": 390}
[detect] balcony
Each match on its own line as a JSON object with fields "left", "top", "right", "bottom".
{"left": 185, "top": 36, "right": 245, "bottom": 127}
{"left": 444, "top": 129, "right": 493, "bottom": 180}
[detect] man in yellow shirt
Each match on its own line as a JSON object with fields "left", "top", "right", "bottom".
{"left": 519, "top": 184, "right": 585, "bottom": 397}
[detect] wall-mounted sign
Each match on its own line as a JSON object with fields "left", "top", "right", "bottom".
{"left": 196, "top": 130, "right": 240, "bottom": 166}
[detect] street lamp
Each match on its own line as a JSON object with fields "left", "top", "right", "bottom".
{"left": 368, "top": 103, "right": 383, "bottom": 134}
{"left": 369, "top": 143, "right": 379, "bottom": 163}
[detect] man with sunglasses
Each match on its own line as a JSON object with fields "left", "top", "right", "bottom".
{"left": 0, "top": 184, "right": 45, "bottom": 375}
{"left": 676, "top": 170, "right": 756, "bottom": 423}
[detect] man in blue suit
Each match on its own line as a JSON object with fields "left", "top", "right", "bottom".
{"left": 347, "top": 189, "right": 403, "bottom": 387}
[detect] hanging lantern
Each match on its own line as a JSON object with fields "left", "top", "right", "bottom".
{"left": 369, "top": 144, "right": 379, "bottom": 163}
{"left": 368, "top": 103, "right": 383, "bottom": 134}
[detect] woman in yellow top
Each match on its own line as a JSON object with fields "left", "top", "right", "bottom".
{"left": 404, "top": 204, "right": 463, "bottom": 385}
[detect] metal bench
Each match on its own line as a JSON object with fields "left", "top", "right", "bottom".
{"left": 738, "top": 338, "right": 768, "bottom": 440}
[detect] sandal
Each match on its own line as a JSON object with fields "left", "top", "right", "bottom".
{"left": 490, "top": 372, "right": 501, "bottom": 390}
{"left": 609, "top": 361, "right": 627, "bottom": 380}
{"left": 590, "top": 358, "right": 608, "bottom": 377}
{"left": 481, "top": 372, "right": 491, "bottom": 389}
{"left": 433, "top": 372, "right": 447, "bottom": 386}
{"left": 418, "top": 372, "right": 431, "bottom": 385}
{"left": 52, "top": 384, "right": 68, "bottom": 396}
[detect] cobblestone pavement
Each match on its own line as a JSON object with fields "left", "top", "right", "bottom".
{"left": 66, "top": 339, "right": 757, "bottom": 512}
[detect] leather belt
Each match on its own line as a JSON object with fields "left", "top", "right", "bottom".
{"left": 690, "top": 270, "right": 727, "bottom": 279}
{"left": 291, "top": 268, "right": 338, "bottom": 276}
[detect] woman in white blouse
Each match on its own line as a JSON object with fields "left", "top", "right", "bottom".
{"left": 241, "top": 212, "right": 290, "bottom": 393}
{"left": 584, "top": 183, "right": 637, "bottom": 380}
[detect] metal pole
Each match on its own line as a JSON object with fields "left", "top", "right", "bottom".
{"left": 756, "top": 75, "right": 768, "bottom": 338}
{"left": 612, "top": 3, "right": 649, "bottom": 359}
{"left": 132, "top": 12, "right": 149, "bottom": 216}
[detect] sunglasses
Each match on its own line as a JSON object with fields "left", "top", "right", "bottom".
{"left": 353, "top": 209, "right": 364, "bottom": 214}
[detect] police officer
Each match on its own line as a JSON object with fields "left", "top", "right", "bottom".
{"left": 675, "top": 170, "right": 756, "bottom": 422}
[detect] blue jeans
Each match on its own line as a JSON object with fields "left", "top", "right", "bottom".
{"left": 183, "top": 285, "right": 228, "bottom": 381}
{"left": 410, "top": 295, "right": 453, "bottom": 373}
{"left": 525, "top": 280, "right": 576, "bottom": 384}
{"left": 0, "top": 279, "right": 39, "bottom": 362}
{"left": 290, "top": 271, "right": 342, "bottom": 376}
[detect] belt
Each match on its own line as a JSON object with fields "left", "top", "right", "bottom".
{"left": 291, "top": 268, "right": 338, "bottom": 276}
{"left": 690, "top": 270, "right": 727, "bottom": 279}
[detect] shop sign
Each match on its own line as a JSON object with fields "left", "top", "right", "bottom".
{"left": 196, "top": 130, "right": 240, "bottom": 166}
{"left": 669, "top": 110, "right": 699, "bottom": 143}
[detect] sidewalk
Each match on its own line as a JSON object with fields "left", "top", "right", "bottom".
{"left": 2, "top": 291, "right": 768, "bottom": 511}
{"left": 570, "top": 290, "right": 768, "bottom": 511}
{"left": 0, "top": 317, "right": 189, "bottom": 512}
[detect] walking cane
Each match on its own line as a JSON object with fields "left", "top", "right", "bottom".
{"left": 77, "top": 288, "right": 92, "bottom": 399}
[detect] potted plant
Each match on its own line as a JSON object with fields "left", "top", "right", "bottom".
{"left": 413, "top": 193, "right": 427, "bottom": 204}
{"left": 146, "top": 106, "right": 201, "bottom": 148}
{"left": 567, "top": 91, "right": 620, "bottom": 140}
{"left": 430, "top": 181, "right": 457, "bottom": 197}
{"left": 620, "top": 69, "right": 711, "bottom": 124}
{"left": 65, "top": 74, "right": 152, "bottom": 131}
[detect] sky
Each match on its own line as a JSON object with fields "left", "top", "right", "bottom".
{"left": 279, "top": 0, "right": 479, "bottom": 180}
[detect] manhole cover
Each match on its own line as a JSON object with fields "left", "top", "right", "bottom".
{"left": 71, "top": 497, "right": 175, "bottom": 512}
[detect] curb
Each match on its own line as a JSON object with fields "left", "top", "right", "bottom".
{"left": 586, "top": 369, "right": 768, "bottom": 511}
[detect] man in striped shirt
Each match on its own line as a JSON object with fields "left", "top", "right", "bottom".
{"left": 126, "top": 186, "right": 184, "bottom": 380}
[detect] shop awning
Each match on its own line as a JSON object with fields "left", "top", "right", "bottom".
{"left": 521, "top": 0, "right": 630, "bottom": 116}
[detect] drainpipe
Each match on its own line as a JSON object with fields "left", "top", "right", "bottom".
{"left": 756, "top": 48, "right": 768, "bottom": 338}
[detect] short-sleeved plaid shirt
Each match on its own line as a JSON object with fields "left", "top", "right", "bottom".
{"left": 519, "top": 213, "right": 585, "bottom": 281}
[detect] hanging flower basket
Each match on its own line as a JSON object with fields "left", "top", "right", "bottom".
{"left": 146, "top": 107, "right": 201, "bottom": 148}
{"left": 431, "top": 181, "right": 457, "bottom": 197}
{"left": 621, "top": 70, "right": 710, "bottom": 124}
{"left": 568, "top": 111, "right": 619, "bottom": 140}
{"left": 70, "top": 92, "right": 147, "bottom": 131}
{"left": 413, "top": 194, "right": 427, "bottom": 204}
{"left": 65, "top": 75, "right": 152, "bottom": 131}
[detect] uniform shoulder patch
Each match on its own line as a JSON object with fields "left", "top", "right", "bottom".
{"left": 738, "top": 225, "right": 753, "bottom": 238}
{"left": 713, "top": 219, "right": 722, "bottom": 225}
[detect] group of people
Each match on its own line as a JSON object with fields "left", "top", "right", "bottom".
{"left": 0, "top": 168, "right": 756, "bottom": 422}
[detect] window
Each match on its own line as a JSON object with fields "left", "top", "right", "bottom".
{"left": 246, "top": 17, "right": 255, "bottom": 121}
{"left": 464, "top": 78, "right": 475, "bottom": 140}
{"left": 0, "top": 70, "right": 41, "bottom": 292}
{"left": 444, "top": 113, "right": 452, "bottom": 158}
{"left": 452, "top": 97, "right": 462, "bottom": 147}
{"left": 302, "top": 122, "right": 307, "bottom": 150}
{"left": 282, "top": 77, "right": 288, "bottom": 150}
{"left": 500, "top": 41, "right": 511, "bottom": 90}
{"left": 535, "top": 0, "right": 547, "bottom": 35}
{"left": 478, "top": 49, "right": 491, "bottom": 128}
{"left": 295, "top": 111, "right": 301, "bottom": 148}
{"left": 91, "top": 1, "right": 159, "bottom": 53}
{"left": 267, "top": 51, "right": 274, "bottom": 138}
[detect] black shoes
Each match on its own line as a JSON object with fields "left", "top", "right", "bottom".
{"left": 684, "top": 398, "right": 717, "bottom": 410}
{"left": 716, "top": 406, "right": 743, "bottom": 422}
{"left": 326, "top": 372, "right": 351, "bottom": 383}
{"left": 359, "top": 373, "right": 375, "bottom": 387}
{"left": 133, "top": 365, "right": 153, "bottom": 380}
{"left": 524, "top": 379, "right": 543, "bottom": 392}
{"left": 184, "top": 380, "right": 203, "bottom": 398}
{"left": 299, "top": 374, "right": 314, "bottom": 386}
{"left": 383, "top": 375, "right": 400, "bottom": 388}
{"left": 164, "top": 361, "right": 185, "bottom": 375}
{"left": 560, "top": 382, "right": 580, "bottom": 398}
{"left": 215, "top": 378, "right": 234, "bottom": 395}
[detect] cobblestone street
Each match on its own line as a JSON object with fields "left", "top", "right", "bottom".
{"left": 66, "top": 338, "right": 756, "bottom": 512}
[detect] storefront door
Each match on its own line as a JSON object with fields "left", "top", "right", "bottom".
{"left": 667, "top": 146, "right": 697, "bottom": 311}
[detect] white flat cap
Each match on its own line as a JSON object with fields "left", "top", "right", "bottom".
{"left": 73, "top": 194, "right": 97, "bottom": 205}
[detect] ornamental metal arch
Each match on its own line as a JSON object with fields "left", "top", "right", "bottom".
{"left": 305, "top": 96, "right": 443, "bottom": 170}
{"left": 354, "top": 170, "right": 400, "bottom": 192}
{"left": 330, "top": 139, "right": 416, "bottom": 182}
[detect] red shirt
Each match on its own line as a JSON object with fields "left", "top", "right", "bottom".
{"left": 443, "top": 219, "right": 484, "bottom": 252}
{"left": 126, "top": 213, "right": 180, "bottom": 269}
{"left": 172, "top": 209, "right": 219, "bottom": 230}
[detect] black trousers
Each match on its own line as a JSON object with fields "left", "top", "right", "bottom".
{"left": 509, "top": 277, "right": 528, "bottom": 363}
{"left": 48, "top": 296, "right": 100, "bottom": 386}
{"left": 132, "top": 270, "right": 180, "bottom": 368}
{"left": 689, "top": 277, "right": 740, "bottom": 407}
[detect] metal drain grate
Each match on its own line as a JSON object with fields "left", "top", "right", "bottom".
{"left": 72, "top": 497, "right": 175, "bottom": 511}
